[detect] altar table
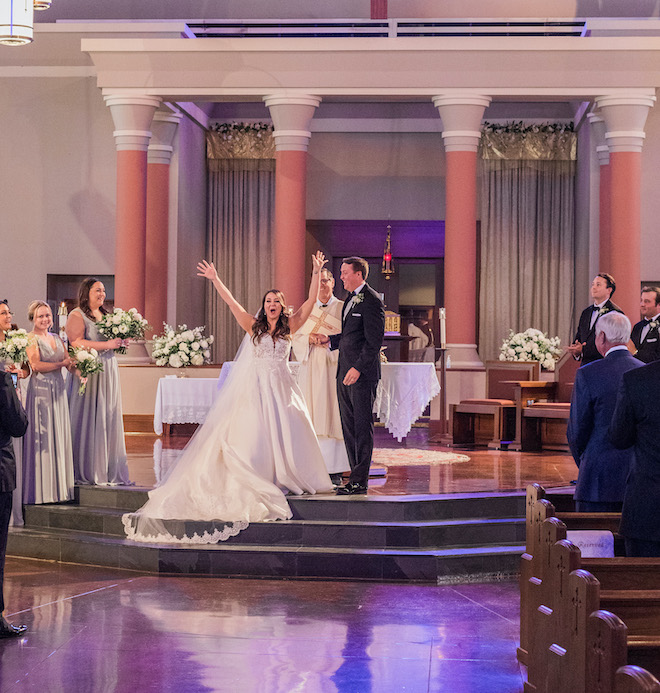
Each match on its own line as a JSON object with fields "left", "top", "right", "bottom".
{"left": 154, "top": 362, "right": 440, "bottom": 441}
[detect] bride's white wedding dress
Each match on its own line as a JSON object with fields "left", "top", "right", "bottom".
{"left": 123, "top": 334, "right": 334, "bottom": 544}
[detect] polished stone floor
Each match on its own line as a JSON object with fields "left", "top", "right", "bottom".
{"left": 2, "top": 557, "right": 523, "bottom": 692}
{"left": 126, "top": 427, "right": 577, "bottom": 496}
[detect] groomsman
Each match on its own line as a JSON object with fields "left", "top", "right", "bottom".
{"left": 631, "top": 286, "right": 660, "bottom": 364}
{"left": 567, "top": 273, "right": 623, "bottom": 366}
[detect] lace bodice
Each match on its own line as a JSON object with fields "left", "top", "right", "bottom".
{"left": 253, "top": 335, "right": 291, "bottom": 363}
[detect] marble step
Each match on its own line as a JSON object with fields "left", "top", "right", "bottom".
{"left": 22, "top": 503, "right": 525, "bottom": 549}
{"left": 74, "top": 485, "right": 526, "bottom": 522}
{"left": 7, "top": 526, "right": 523, "bottom": 582}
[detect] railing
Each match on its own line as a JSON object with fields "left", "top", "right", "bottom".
{"left": 188, "top": 18, "right": 587, "bottom": 39}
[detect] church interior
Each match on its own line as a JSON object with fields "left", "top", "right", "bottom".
{"left": 2, "top": 1, "right": 660, "bottom": 690}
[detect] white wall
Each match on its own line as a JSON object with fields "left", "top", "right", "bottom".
{"left": 307, "top": 132, "right": 446, "bottom": 220}
{"left": 0, "top": 76, "right": 116, "bottom": 327}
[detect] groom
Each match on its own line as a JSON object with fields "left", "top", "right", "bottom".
{"left": 317, "top": 257, "right": 385, "bottom": 495}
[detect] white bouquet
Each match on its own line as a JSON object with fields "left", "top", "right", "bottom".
{"left": 0, "top": 329, "right": 29, "bottom": 366}
{"left": 152, "top": 324, "right": 214, "bottom": 368}
{"left": 96, "top": 308, "right": 150, "bottom": 355}
{"left": 69, "top": 345, "right": 104, "bottom": 395}
{"left": 499, "top": 328, "right": 562, "bottom": 371}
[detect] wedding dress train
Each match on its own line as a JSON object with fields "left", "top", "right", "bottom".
{"left": 123, "top": 335, "right": 334, "bottom": 543}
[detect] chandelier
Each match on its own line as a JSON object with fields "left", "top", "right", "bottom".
{"left": 0, "top": 0, "right": 53, "bottom": 46}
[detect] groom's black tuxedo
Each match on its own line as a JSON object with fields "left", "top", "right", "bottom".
{"left": 329, "top": 284, "right": 385, "bottom": 487}
{"left": 631, "top": 317, "right": 660, "bottom": 364}
{"left": 573, "top": 299, "right": 623, "bottom": 366}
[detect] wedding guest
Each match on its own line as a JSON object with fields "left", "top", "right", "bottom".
{"left": 0, "top": 300, "right": 28, "bottom": 527}
{"left": 22, "top": 301, "right": 75, "bottom": 504}
{"left": 631, "top": 286, "right": 660, "bottom": 364}
{"left": 567, "top": 273, "right": 623, "bottom": 366}
{"left": 567, "top": 312, "right": 643, "bottom": 512}
{"left": 65, "top": 278, "right": 130, "bottom": 485}
{"left": 0, "top": 349, "right": 28, "bottom": 637}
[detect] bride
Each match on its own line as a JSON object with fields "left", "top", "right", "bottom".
{"left": 123, "top": 251, "right": 334, "bottom": 544}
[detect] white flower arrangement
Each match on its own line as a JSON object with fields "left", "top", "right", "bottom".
{"left": 68, "top": 345, "right": 104, "bottom": 395}
{"left": 152, "top": 324, "right": 214, "bottom": 368}
{"left": 499, "top": 328, "right": 562, "bottom": 372}
{"left": 0, "top": 329, "right": 29, "bottom": 366}
{"left": 96, "top": 308, "right": 150, "bottom": 355}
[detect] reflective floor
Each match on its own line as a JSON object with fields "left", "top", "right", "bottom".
{"left": 2, "top": 558, "right": 523, "bottom": 692}
{"left": 125, "top": 427, "right": 577, "bottom": 496}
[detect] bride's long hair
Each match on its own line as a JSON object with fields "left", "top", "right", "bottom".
{"left": 252, "top": 289, "right": 290, "bottom": 343}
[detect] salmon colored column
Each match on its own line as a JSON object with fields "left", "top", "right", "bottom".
{"left": 146, "top": 109, "right": 182, "bottom": 336}
{"left": 371, "top": 0, "right": 388, "bottom": 20}
{"left": 596, "top": 93, "right": 656, "bottom": 321}
{"left": 587, "top": 110, "right": 612, "bottom": 273}
{"left": 264, "top": 95, "right": 321, "bottom": 308}
{"left": 433, "top": 94, "right": 491, "bottom": 369}
{"left": 104, "top": 94, "right": 161, "bottom": 314}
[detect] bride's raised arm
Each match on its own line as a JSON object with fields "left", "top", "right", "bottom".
{"left": 289, "top": 251, "right": 327, "bottom": 334}
{"left": 197, "top": 260, "right": 255, "bottom": 333}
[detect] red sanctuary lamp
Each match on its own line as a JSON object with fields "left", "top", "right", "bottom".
{"left": 381, "top": 224, "right": 394, "bottom": 280}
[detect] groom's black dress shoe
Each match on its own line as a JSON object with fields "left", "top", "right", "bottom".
{"left": 336, "top": 482, "right": 368, "bottom": 496}
{"left": 0, "top": 616, "right": 27, "bottom": 638}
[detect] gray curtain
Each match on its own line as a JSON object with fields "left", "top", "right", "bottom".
{"left": 478, "top": 158, "right": 576, "bottom": 362}
{"left": 206, "top": 158, "right": 275, "bottom": 362}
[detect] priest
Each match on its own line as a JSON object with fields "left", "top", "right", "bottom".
{"left": 292, "top": 268, "right": 350, "bottom": 485}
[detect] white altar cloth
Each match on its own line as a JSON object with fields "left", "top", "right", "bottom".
{"left": 154, "top": 362, "right": 439, "bottom": 440}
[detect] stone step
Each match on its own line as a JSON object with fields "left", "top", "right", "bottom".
{"left": 23, "top": 503, "right": 524, "bottom": 549}
{"left": 74, "top": 485, "right": 526, "bottom": 522}
{"left": 7, "top": 526, "right": 523, "bottom": 583}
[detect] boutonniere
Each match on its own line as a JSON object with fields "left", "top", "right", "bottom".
{"left": 352, "top": 293, "right": 365, "bottom": 305}
{"left": 650, "top": 319, "right": 659, "bottom": 330}
{"left": 598, "top": 307, "right": 610, "bottom": 316}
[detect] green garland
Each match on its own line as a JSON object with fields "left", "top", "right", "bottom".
{"left": 481, "top": 121, "right": 576, "bottom": 161}
{"left": 207, "top": 121, "right": 275, "bottom": 160}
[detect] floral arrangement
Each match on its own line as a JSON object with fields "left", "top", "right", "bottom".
{"left": 482, "top": 121, "right": 574, "bottom": 135}
{"left": 152, "top": 324, "right": 214, "bottom": 368}
{"left": 210, "top": 121, "right": 273, "bottom": 138}
{"left": 0, "top": 329, "right": 29, "bottom": 366}
{"left": 69, "top": 345, "right": 104, "bottom": 395}
{"left": 207, "top": 121, "right": 275, "bottom": 160}
{"left": 499, "top": 328, "right": 562, "bottom": 371}
{"left": 96, "top": 308, "right": 150, "bottom": 355}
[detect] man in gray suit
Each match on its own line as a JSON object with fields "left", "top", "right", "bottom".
{"left": 567, "top": 312, "right": 644, "bottom": 512}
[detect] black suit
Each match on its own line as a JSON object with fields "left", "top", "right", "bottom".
{"left": 610, "top": 360, "right": 660, "bottom": 555}
{"left": 573, "top": 299, "right": 623, "bottom": 366}
{"left": 0, "top": 372, "right": 28, "bottom": 613}
{"left": 329, "top": 284, "right": 385, "bottom": 486}
{"left": 631, "top": 317, "right": 660, "bottom": 364}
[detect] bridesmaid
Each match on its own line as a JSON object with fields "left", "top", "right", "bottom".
{"left": 65, "top": 278, "right": 130, "bottom": 485}
{"left": 22, "top": 301, "right": 75, "bottom": 504}
{"left": 0, "top": 299, "right": 29, "bottom": 526}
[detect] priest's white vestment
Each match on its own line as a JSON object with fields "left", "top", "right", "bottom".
{"left": 291, "top": 297, "right": 350, "bottom": 475}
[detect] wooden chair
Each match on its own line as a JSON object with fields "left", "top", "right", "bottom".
{"left": 514, "top": 352, "right": 579, "bottom": 452}
{"left": 451, "top": 360, "right": 540, "bottom": 449}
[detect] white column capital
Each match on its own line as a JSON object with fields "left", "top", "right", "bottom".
{"left": 594, "top": 93, "right": 657, "bottom": 153}
{"left": 587, "top": 110, "right": 610, "bottom": 165}
{"left": 103, "top": 94, "right": 162, "bottom": 152}
{"left": 263, "top": 94, "right": 322, "bottom": 151}
{"left": 432, "top": 94, "right": 492, "bottom": 152}
{"left": 148, "top": 109, "right": 183, "bottom": 165}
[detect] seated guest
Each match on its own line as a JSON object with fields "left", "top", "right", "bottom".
{"left": 566, "top": 273, "right": 623, "bottom": 366}
{"left": 22, "top": 301, "right": 75, "bottom": 504}
{"left": 610, "top": 356, "right": 660, "bottom": 557}
{"left": 567, "top": 312, "right": 643, "bottom": 512}
{"left": 631, "top": 286, "right": 660, "bottom": 364}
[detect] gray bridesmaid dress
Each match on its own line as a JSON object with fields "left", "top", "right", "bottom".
{"left": 22, "top": 335, "right": 74, "bottom": 503}
{"left": 66, "top": 308, "right": 130, "bottom": 485}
